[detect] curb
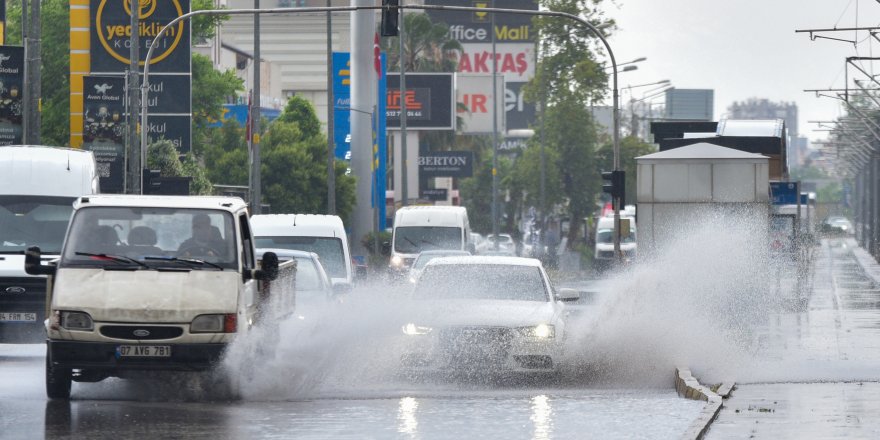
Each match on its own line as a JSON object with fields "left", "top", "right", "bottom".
{"left": 849, "top": 238, "right": 880, "bottom": 285}
{"left": 676, "top": 367, "right": 733, "bottom": 440}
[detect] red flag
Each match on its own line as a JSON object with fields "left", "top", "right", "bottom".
{"left": 374, "top": 33, "right": 382, "bottom": 76}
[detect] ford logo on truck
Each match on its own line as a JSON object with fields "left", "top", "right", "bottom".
{"left": 132, "top": 329, "right": 150, "bottom": 337}
{"left": 4, "top": 286, "right": 25, "bottom": 294}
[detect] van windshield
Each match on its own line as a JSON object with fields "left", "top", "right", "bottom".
{"left": 61, "top": 207, "right": 238, "bottom": 269}
{"left": 597, "top": 229, "right": 636, "bottom": 244}
{"left": 394, "top": 226, "right": 462, "bottom": 254}
{"left": 0, "top": 196, "right": 75, "bottom": 254}
{"left": 254, "top": 236, "right": 346, "bottom": 280}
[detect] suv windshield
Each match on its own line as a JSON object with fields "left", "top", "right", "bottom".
{"left": 0, "top": 196, "right": 75, "bottom": 254}
{"left": 255, "top": 236, "right": 346, "bottom": 280}
{"left": 61, "top": 207, "right": 237, "bottom": 269}
{"left": 394, "top": 226, "right": 462, "bottom": 254}
{"left": 414, "top": 264, "right": 549, "bottom": 302}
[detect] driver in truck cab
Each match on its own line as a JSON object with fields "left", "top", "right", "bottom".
{"left": 179, "top": 213, "right": 225, "bottom": 258}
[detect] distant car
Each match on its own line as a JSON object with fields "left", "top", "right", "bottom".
{"left": 399, "top": 256, "right": 579, "bottom": 375}
{"left": 485, "top": 233, "right": 517, "bottom": 256}
{"left": 408, "top": 250, "right": 472, "bottom": 283}
{"left": 470, "top": 232, "right": 489, "bottom": 254}
{"left": 823, "top": 216, "right": 853, "bottom": 235}
{"left": 256, "top": 248, "right": 340, "bottom": 319}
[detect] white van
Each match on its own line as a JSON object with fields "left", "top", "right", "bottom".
{"left": 388, "top": 206, "right": 471, "bottom": 273}
{"left": 251, "top": 214, "right": 353, "bottom": 287}
{"left": 26, "top": 195, "right": 282, "bottom": 399}
{"left": 594, "top": 216, "right": 637, "bottom": 266}
{"left": 0, "top": 146, "right": 99, "bottom": 343}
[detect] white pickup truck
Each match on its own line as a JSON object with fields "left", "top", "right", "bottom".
{"left": 26, "top": 195, "right": 286, "bottom": 399}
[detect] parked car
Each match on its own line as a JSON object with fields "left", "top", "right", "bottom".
{"left": 256, "top": 248, "right": 340, "bottom": 319}
{"left": 485, "top": 233, "right": 517, "bottom": 256}
{"left": 398, "top": 256, "right": 578, "bottom": 376}
{"left": 407, "top": 250, "right": 472, "bottom": 283}
{"left": 822, "top": 216, "right": 853, "bottom": 235}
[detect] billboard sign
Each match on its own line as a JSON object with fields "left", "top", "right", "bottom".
{"left": 90, "top": 0, "right": 191, "bottom": 73}
{"left": 0, "top": 45, "right": 23, "bottom": 145}
{"left": 456, "top": 73, "right": 505, "bottom": 134}
{"left": 83, "top": 75, "right": 127, "bottom": 193}
{"left": 418, "top": 151, "right": 475, "bottom": 178}
{"left": 425, "top": 0, "right": 538, "bottom": 43}
{"left": 456, "top": 43, "right": 535, "bottom": 82}
{"left": 770, "top": 181, "right": 799, "bottom": 205}
{"left": 386, "top": 73, "right": 454, "bottom": 130}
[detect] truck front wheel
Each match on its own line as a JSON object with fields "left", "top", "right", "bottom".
{"left": 45, "top": 346, "right": 72, "bottom": 399}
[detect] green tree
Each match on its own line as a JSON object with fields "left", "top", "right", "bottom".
{"left": 202, "top": 96, "right": 357, "bottom": 222}
{"left": 381, "top": 13, "right": 463, "bottom": 73}
{"left": 146, "top": 138, "right": 213, "bottom": 195}
{"left": 191, "top": 53, "right": 244, "bottom": 158}
{"left": 596, "top": 135, "right": 656, "bottom": 206}
{"left": 521, "top": 0, "right": 614, "bottom": 248}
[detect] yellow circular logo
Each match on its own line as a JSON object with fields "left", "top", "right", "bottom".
{"left": 123, "top": 0, "right": 157, "bottom": 20}
{"left": 95, "top": 0, "right": 185, "bottom": 66}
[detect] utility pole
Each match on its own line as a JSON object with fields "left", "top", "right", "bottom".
{"left": 251, "top": 0, "right": 262, "bottom": 214}
{"left": 491, "top": 0, "right": 499, "bottom": 249}
{"left": 20, "top": 0, "right": 27, "bottom": 144}
{"left": 399, "top": 5, "right": 408, "bottom": 206}
{"left": 326, "top": 0, "right": 336, "bottom": 214}
{"left": 126, "top": 0, "right": 140, "bottom": 194}
{"left": 28, "top": 0, "right": 40, "bottom": 144}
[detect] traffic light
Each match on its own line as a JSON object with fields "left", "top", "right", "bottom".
{"left": 142, "top": 169, "right": 161, "bottom": 195}
{"left": 601, "top": 170, "right": 625, "bottom": 207}
{"left": 381, "top": 0, "right": 399, "bottom": 37}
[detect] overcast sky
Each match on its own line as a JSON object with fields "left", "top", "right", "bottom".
{"left": 605, "top": 0, "right": 880, "bottom": 143}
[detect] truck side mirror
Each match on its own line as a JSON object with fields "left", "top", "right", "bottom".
{"left": 24, "top": 246, "right": 55, "bottom": 276}
{"left": 381, "top": 241, "right": 391, "bottom": 256}
{"left": 247, "top": 251, "right": 279, "bottom": 281}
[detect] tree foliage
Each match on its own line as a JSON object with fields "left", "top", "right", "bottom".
{"left": 381, "top": 13, "right": 463, "bottom": 73}
{"left": 146, "top": 139, "right": 214, "bottom": 195}
{"left": 202, "top": 96, "right": 356, "bottom": 221}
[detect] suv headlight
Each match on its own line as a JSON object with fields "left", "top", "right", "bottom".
{"left": 60, "top": 311, "right": 93, "bottom": 331}
{"left": 518, "top": 324, "right": 555, "bottom": 339}
{"left": 191, "top": 314, "right": 236, "bottom": 333}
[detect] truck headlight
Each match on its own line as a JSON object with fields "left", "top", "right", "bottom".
{"left": 402, "top": 323, "right": 432, "bottom": 335}
{"left": 60, "top": 311, "right": 93, "bottom": 331}
{"left": 191, "top": 314, "right": 236, "bottom": 333}
{"left": 519, "top": 324, "right": 555, "bottom": 339}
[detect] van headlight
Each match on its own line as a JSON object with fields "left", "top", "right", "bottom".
{"left": 518, "top": 324, "right": 555, "bottom": 339}
{"left": 60, "top": 311, "right": 93, "bottom": 331}
{"left": 191, "top": 314, "right": 226, "bottom": 333}
{"left": 391, "top": 255, "right": 404, "bottom": 267}
{"left": 402, "top": 323, "right": 432, "bottom": 335}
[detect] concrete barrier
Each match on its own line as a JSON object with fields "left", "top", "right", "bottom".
{"left": 676, "top": 367, "right": 733, "bottom": 440}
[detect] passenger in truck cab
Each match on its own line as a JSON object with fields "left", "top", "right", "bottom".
{"left": 178, "top": 213, "right": 225, "bottom": 258}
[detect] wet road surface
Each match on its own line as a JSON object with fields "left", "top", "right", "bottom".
{"left": 707, "top": 238, "right": 880, "bottom": 438}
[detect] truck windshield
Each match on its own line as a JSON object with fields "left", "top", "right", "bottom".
{"left": 0, "top": 196, "right": 75, "bottom": 254}
{"left": 61, "top": 207, "right": 238, "bottom": 270}
{"left": 394, "top": 226, "right": 462, "bottom": 254}
{"left": 254, "top": 236, "right": 346, "bottom": 280}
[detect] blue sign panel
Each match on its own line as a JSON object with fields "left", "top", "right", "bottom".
{"left": 770, "top": 181, "right": 799, "bottom": 205}
{"left": 332, "top": 51, "right": 387, "bottom": 230}
{"left": 208, "top": 104, "right": 280, "bottom": 128}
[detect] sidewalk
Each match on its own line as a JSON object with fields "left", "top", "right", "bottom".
{"left": 704, "top": 238, "right": 880, "bottom": 438}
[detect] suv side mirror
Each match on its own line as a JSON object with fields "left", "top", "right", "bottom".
{"left": 247, "top": 251, "right": 279, "bottom": 281}
{"left": 24, "top": 246, "right": 55, "bottom": 276}
{"left": 557, "top": 288, "right": 580, "bottom": 302}
{"left": 381, "top": 241, "right": 391, "bottom": 256}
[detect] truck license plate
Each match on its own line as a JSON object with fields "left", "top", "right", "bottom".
{"left": 116, "top": 345, "right": 171, "bottom": 358}
{"left": 0, "top": 312, "right": 37, "bottom": 322}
